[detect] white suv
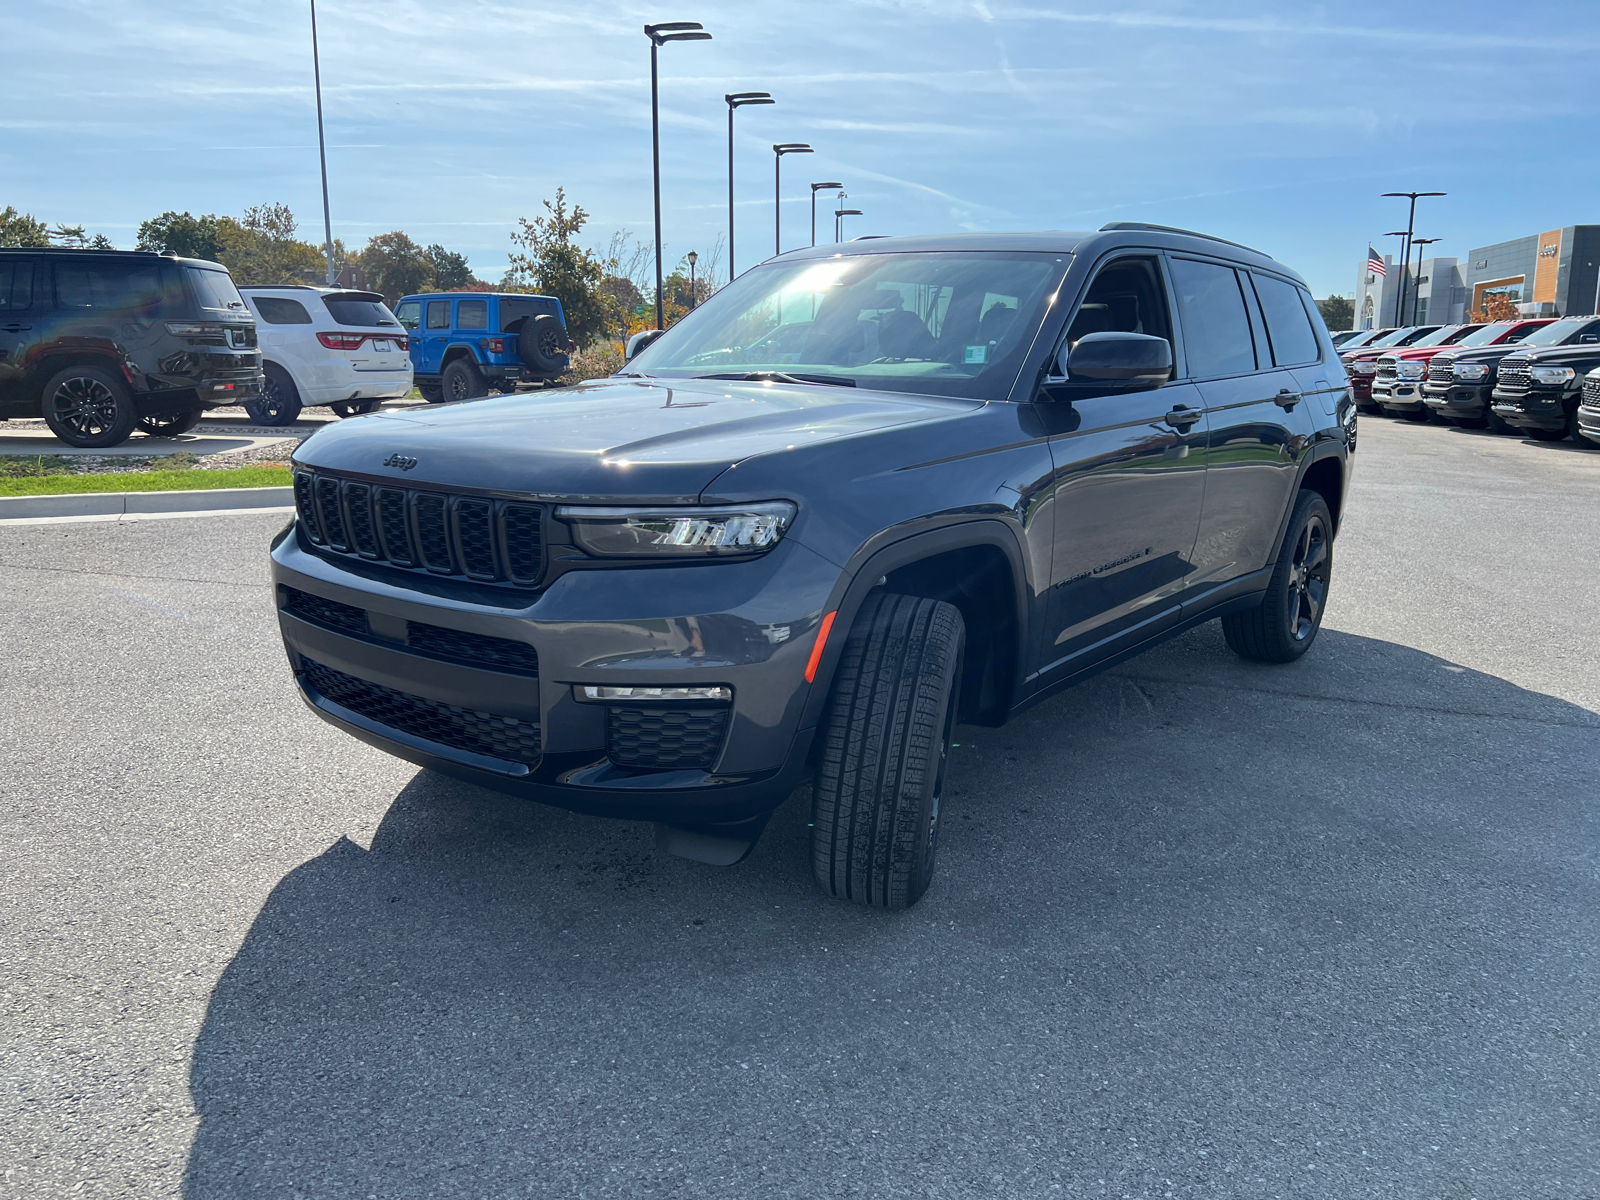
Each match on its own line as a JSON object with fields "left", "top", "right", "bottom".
{"left": 238, "top": 287, "right": 413, "bottom": 425}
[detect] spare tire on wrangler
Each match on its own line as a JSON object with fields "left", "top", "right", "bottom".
{"left": 517, "top": 314, "right": 570, "bottom": 374}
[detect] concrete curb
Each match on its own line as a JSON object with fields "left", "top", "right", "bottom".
{"left": 0, "top": 486, "right": 294, "bottom": 521}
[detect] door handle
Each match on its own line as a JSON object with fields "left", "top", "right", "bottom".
{"left": 1274, "top": 388, "right": 1301, "bottom": 410}
{"left": 2, "top": 324, "right": 32, "bottom": 332}
{"left": 1164, "top": 406, "right": 1202, "bottom": 428}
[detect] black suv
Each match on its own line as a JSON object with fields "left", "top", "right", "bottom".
{"left": 0, "top": 248, "right": 262, "bottom": 446}
{"left": 272, "top": 225, "right": 1354, "bottom": 909}
{"left": 1489, "top": 315, "right": 1600, "bottom": 443}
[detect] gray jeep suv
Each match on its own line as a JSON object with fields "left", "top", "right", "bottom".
{"left": 271, "top": 224, "right": 1354, "bottom": 909}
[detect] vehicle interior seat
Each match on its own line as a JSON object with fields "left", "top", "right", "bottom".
{"left": 877, "top": 307, "right": 938, "bottom": 360}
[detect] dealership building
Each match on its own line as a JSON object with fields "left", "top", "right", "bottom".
{"left": 1353, "top": 224, "right": 1600, "bottom": 329}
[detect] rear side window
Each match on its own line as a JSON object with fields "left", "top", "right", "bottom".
{"left": 1169, "top": 258, "right": 1257, "bottom": 378}
{"left": 499, "top": 296, "right": 558, "bottom": 331}
{"left": 56, "top": 259, "right": 167, "bottom": 316}
{"left": 394, "top": 300, "right": 421, "bottom": 330}
{"left": 0, "top": 260, "right": 33, "bottom": 311}
{"left": 253, "top": 296, "right": 313, "bottom": 324}
{"left": 426, "top": 300, "right": 451, "bottom": 329}
{"left": 457, "top": 299, "right": 489, "bottom": 330}
{"left": 323, "top": 294, "right": 398, "bottom": 327}
{"left": 185, "top": 265, "right": 246, "bottom": 313}
{"left": 1251, "top": 273, "right": 1321, "bottom": 366}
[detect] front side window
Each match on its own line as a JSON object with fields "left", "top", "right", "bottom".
{"left": 426, "top": 300, "right": 451, "bottom": 329}
{"left": 625, "top": 251, "right": 1064, "bottom": 400}
{"left": 1169, "top": 257, "right": 1256, "bottom": 378}
{"left": 57, "top": 259, "right": 168, "bottom": 315}
{"left": 457, "top": 299, "right": 489, "bottom": 330}
{"left": 1455, "top": 322, "right": 1518, "bottom": 348}
{"left": 253, "top": 296, "right": 312, "bottom": 324}
{"left": 0, "top": 261, "right": 33, "bottom": 311}
{"left": 1250, "top": 272, "right": 1321, "bottom": 367}
{"left": 394, "top": 300, "right": 421, "bottom": 330}
{"left": 184, "top": 265, "right": 246, "bottom": 313}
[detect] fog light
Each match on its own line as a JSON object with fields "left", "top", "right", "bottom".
{"left": 576, "top": 685, "right": 732, "bottom": 703}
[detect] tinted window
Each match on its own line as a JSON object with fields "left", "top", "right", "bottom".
{"left": 426, "top": 300, "right": 451, "bottom": 329}
{"left": 56, "top": 259, "right": 167, "bottom": 315}
{"left": 1169, "top": 258, "right": 1256, "bottom": 377}
{"left": 457, "top": 298, "right": 489, "bottom": 330}
{"left": 394, "top": 300, "right": 421, "bottom": 330}
{"left": 0, "top": 261, "right": 33, "bottom": 311}
{"left": 253, "top": 296, "right": 313, "bottom": 324}
{"left": 185, "top": 265, "right": 246, "bottom": 313}
{"left": 323, "top": 294, "right": 398, "bottom": 327}
{"left": 499, "top": 296, "right": 558, "bottom": 331}
{"left": 1252, "top": 274, "right": 1321, "bottom": 366}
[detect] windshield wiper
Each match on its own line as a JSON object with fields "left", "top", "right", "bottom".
{"left": 696, "top": 371, "right": 856, "bottom": 388}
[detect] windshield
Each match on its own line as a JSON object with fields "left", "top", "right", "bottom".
{"left": 1520, "top": 316, "right": 1598, "bottom": 346}
{"left": 1456, "top": 323, "right": 1519, "bottom": 348}
{"left": 1340, "top": 329, "right": 1384, "bottom": 350}
{"left": 624, "top": 252, "right": 1066, "bottom": 400}
{"left": 186, "top": 266, "right": 246, "bottom": 314}
{"left": 1366, "top": 327, "right": 1420, "bottom": 349}
{"left": 1411, "top": 325, "right": 1477, "bottom": 349}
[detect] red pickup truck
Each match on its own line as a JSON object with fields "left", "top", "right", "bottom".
{"left": 1374, "top": 320, "right": 1552, "bottom": 421}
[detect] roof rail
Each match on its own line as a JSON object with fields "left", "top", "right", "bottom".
{"left": 850, "top": 234, "right": 890, "bottom": 241}
{"left": 1098, "top": 221, "right": 1272, "bottom": 259}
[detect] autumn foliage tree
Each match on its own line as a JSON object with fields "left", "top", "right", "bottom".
{"left": 506, "top": 188, "right": 611, "bottom": 348}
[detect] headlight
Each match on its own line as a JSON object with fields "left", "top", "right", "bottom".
{"left": 1351, "top": 361, "right": 1379, "bottom": 375}
{"left": 1454, "top": 362, "right": 1488, "bottom": 381}
{"left": 1397, "top": 361, "right": 1427, "bottom": 379}
{"left": 1529, "top": 366, "right": 1575, "bottom": 386}
{"left": 557, "top": 501, "right": 797, "bottom": 558}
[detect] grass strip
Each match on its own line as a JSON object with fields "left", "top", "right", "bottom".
{"left": 0, "top": 466, "right": 291, "bottom": 497}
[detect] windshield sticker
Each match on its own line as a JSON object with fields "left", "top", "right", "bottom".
{"left": 964, "top": 345, "right": 988, "bottom": 364}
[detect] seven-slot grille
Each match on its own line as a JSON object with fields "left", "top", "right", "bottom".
{"left": 1375, "top": 356, "right": 1399, "bottom": 382}
{"left": 1428, "top": 357, "right": 1456, "bottom": 384}
{"left": 293, "top": 469, "right": 543, "bottom": 586}
{"left": 1583, "top": 374, "right": 1600, "bottom": 410}
{"left": 302, "top": 658, "right": 542, "bottom": 765}
{"left": 1497, "top": 357, "right": 1531, "bottom": 392}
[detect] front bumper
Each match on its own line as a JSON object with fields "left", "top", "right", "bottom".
{"left": 1373, "top": 378, "right": 1428, "bottom": 410}
{"left": 1492, "top": 385, "right": 1570, "bottom": 432}
{"left": 1422, "top": 381, "right": 1492, "bottom": 417}
{"left": 270, "top": 522, "right": 840, "bottom": 823}
{"left": 1349, "top": 372, "right": 1376, "bottom": 402}
{"left": 1577, "top": 401, "right": 1600, "bottom": 446}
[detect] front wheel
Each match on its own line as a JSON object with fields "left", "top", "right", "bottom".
{"left": 330, "top": 399, "right": 382, "bottom": 418}
{"left": 812, "top": 592, "right": 964, "bottom": 910}
{"left": 42, "top": 366, "right": 138, "bottom": 447}
{"left": 1221, "top": 491, "right": 1333, "bottom": 663}
{"left": 137, "top": 409, "right": 204, "bottom": 437}
{"left": 1525, "top": 426, "right": 1567, "bottom": 442}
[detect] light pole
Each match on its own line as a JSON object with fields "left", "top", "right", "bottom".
{"left": 725, "top": 92, "right": 773, "bottom": 281}
{"left": 646, "top": 22, "right": 712, "bottom": 331}
{"left": 1382, "top": 191, "right": 1446, "bottom": 333}
{"left": 309, "top": 0, "right": 335, "bottom": 284}
{"left": 810, "top": 182, "right": 842, "bottom": 247}
{"left": 687, "top": 250, "right": 697, "bottom": 311}
{"left": 1382, "top": 232, "right": 1408, "bottom": 324}
{"left": 1410, "top": 237, "right": 1441, "bottom": 324}
{"left": 773, "top": 143, "right": 812, "bottom": 256}
{"left": 835, "top": 208, "right": 862, "bottom": 242}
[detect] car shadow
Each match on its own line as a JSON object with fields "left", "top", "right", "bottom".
{"left": 182, "top": 626, "right": 1600, "bottom": 1198}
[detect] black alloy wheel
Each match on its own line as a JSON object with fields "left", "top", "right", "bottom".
{"left": 244, "top": 365, "right": 303, "bottom": 426}
{"left": 137, "top": 409, "right": 204, "bottom": 438}
{"left": 42, "top": 366, "right": 137, "bottom": 448}
{"left": 441, "top": 359, "right": 487, "bottom": 402}
{"left": 419, "top": 384, "right": 445, "bottom": 403}
{"left": 1222, "top": 491, "right": 1333, "bottom": 663}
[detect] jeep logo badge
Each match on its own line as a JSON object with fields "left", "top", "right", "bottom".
{"left": 383, "top": 454, "right": 418, "bottom": 471}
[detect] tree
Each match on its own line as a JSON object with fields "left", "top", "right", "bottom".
{"left": 50, "top": 224, "right": 88, "bottom": 248}
{"left": 1316, "top": 294, "right": 1353, "bottom": 330}
{"left": 136, "top": 210, "right": 235, "bottom": 261}
{"left": 1470, "top": 292, "right": 1520, "bottom": 323}
{"left": 360, "top": 232, "right": 435, "bottom": 304}
{"left": 89, "top": 233, "right": 115, "bottom": 250}
{"left": 507, "top": 188, "right": 610, "bottom": 347}
{"left": 425, "top": 244, "right": 477, "bottom": 291}
{"left": 224, "top": 203, "right": 326, "bottom": 284}
{"left": 0, "top": 206, "right": 51, "bottom": 247}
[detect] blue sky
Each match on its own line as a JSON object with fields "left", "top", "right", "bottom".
{"left": 5, "top": 0, "right": 1598, "bottom": 297}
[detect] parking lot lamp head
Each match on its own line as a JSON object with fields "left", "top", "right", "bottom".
{"left": 725, "top": 92, "right": 774, "bottom": 279}
{"left": 645, "top": 22, "right": 713, "bottom": 330}
{"left": 810, "top": 182, "right": 843, "bottom": 247}
{"left": 772, "top": 144, "right": 813, "bottom": 256}
{"left": 835, "top": 208, "right": 862, "bottom": 242}
{"left": 1382, "top": 191, "right": 1447, "bottom": 332}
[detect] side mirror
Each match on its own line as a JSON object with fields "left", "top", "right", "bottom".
{"left": 626, "top": 328, "right": 665, "bottom": 361}
{"left": 1053, "top": 331, "right": 1173, "bottom": 391}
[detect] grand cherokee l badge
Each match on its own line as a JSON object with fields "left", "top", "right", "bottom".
{"left": 383, "top": 454, "right": 418, "bottom": 471}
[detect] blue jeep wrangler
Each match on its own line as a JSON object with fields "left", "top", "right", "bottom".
{"left": 394, "top": 292, "right": 572, "bottom": 402}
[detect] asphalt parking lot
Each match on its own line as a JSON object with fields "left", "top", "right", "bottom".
{"left": 2, "top": 417, "right": 1596, "bottom": 1199}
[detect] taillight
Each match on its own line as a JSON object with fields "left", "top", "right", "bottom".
{"left": 488, "top": 337, "right": 505, "bottom": 354}
{"left": 318, "top": 332, "right": 366, "bottom": 350}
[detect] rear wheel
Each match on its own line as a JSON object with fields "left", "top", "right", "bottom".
{"left": 137, "top": 409, "right": 204, "bottom": 437}
{"left": 244, "top": 364, "right": 303, "bottom": 426}
{"left": 42, "top": 366, "right": 138, "bottom": 448}
{"left": 1484, "top": 407, "right": 1516, "bottom": 435}
{"left": 441, "top": 358, "right": 487, "bottom": 402}
{"left": 812, "top": 592, "right": 964, "bottom": 911}
{"left": 1222, "top": 491, "right": 1332, "bottom": 664}
{"left": 330, "top": 399, "right": 382, "bottom": 418}
{"left": 1526, "top": 425, "right": 1566, "bottom": 442}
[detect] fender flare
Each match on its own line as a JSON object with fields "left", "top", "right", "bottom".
{"left": 1263, "top": 439, "right": 1347, "bottom": 568}
{"left": 438, "top": 344, "right": 483, "bottom": 370}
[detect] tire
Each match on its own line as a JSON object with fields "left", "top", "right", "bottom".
{"left": 1526, "top": 426, "right": 1566, "bottom": 442}
{"left": 812, "top": 592, "right": 964, "bottom": 910}
{"left": 1484, "top": 408, "right": 1516, "bottom": 435}
{"left": 1221, "top": 491, "right": 1333, "bottom": 664}
{"left": 137, "top": 409, "right": 204, "bottom": 437}
{"left": 517, "top": 314, "right": 570, "bottom": 373}
{"left": 244, "top": 364, "right": 303, "bottom": 426}
{"left": 419, "top": 384, "right": 445, "bottom": 403}
{"left": 330, "top": 399, "right": 382, "bottom": 418}
{"left": 1401, "top": 405, "right": 1433, "bottom": 423}
{"left": 441, "top": 358, "right": 487, "bottom": 402}
{"left": 41, "top": 365, "right": 138, "bottom": 448}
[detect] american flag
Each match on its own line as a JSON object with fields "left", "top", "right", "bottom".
{"left": 1365, "top": 246, "right": 1387, "bottom": 277}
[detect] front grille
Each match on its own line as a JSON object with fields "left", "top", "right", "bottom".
{"left": 606, "top": 706, "right": 729, "bottom": 771}
{"left": 1497, "top": 357, "right": 1531, "bottom": 392}
{"left": 1375, "top": 356, "right": 1398, "bottom": 382}
{"left": 407, "top": 621, "right": 540, "bottom": 677}
{"left": 1583, "top": 375, "right": 1600, "bottom": 410}
{"left": 1428, "top": 357, "right": 1455, "bottom": 384}
{"left": 293, "top": 468, "right": 544, "bottom": 587}
{"left": 282, "top": 586, "right": 368, "bottom": 635}
{"left": 302, "top": 658, "right": 542, "bottom": 765}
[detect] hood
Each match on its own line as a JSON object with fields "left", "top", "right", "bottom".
{"left": 292, "top": 375, "right": 981, "bottom": 503}
{"left": 1436, "top": 343, "right": 1530, "bottom": 364}
{"left": 1502, "top": 343, "right": 1600, "bottom": 365}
